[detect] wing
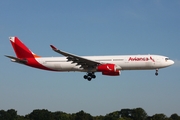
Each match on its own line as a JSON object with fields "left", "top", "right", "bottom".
{"left": 50, "top": 45, "right": 100, "bottom": 69}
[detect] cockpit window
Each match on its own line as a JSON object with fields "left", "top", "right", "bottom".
{"left": 165, "top": 58, "right": 169, "bottom": 61}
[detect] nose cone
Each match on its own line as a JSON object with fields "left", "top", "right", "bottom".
{"left": 169, "top": 60, "right": 174, "bottom": 66}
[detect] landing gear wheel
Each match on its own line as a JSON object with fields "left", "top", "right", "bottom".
{"left": 91, "top": 74, "right": 96, "bottom": 79}
{"left": 88, "top": 73, "right": 92, "bottom": 76}
{"left": 155, "top": 69, "right": 158, "bottom": 76}
{"left": 84, "top": 75, "right": 88, "bottom": 79}
{"left": 87, "top": 76, "right": 92, "bottom": 81}
{"left": 84, "top": 72, "right": 96, "bottom": 81}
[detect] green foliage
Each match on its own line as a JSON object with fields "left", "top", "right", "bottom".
{"left": 74, "top": 110, "right": 93, "bottom": 120}
{"left": 151, "top": 113, "right": 167, "bottom": 120}
{"left": 131, "top": 108, "right": 147, "bottom": 120}
{"left": 52, "top": 111, "right": 72, "bottom": 120}
{"left": 25, "top": 109, "right": 53, "bottom": 120}
{"left": 120, "top": 109, "right": 132, "bottom": 119}
{"left": 0, "top": 108, "right": 179, "bottom": 120}
{"left": 93, "top": 115, "right": 105, "bottom": 120}
{"left": 170, "top": 113, "right": 180, "bottom": 120}
{"left": 105, "top": 111, "right": 121, "bottom": 119}
{"left": 0, "top": 109, "right": 17, "bottom": 120}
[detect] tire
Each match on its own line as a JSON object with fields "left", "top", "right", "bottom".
{"left": 84, "top": 75, "right": 88, "bottom": 79}
{"left": 92, "top": 75, "right": 96, "bottom": 79}
{"left": 87, "top": 77, "right": 92, "bottom": 81}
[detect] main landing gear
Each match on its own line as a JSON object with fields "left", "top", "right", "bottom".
{"left": 84, "top": 72, "right": 96, "bottom": 81}
{"left": 155, "top": 69, "right": 158, "bottom": 76}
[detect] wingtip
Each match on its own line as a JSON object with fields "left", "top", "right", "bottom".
{"left": 50, "top": 45, "right": 57, "bottom": 50}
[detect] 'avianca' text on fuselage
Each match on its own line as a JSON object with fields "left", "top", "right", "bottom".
{"left": 128, "top": 57, "right": 155, "bottom": 62}
{"left": 5, "top": 37, "right": 174, "bottom": 81}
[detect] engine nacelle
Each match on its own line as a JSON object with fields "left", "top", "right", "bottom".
{"left": 102, "top": 70, "right": 120, "bottom": 76}
{"left": 97, "top": 64, "right": 116, "bottom": 72}
{"left": 97, "top": 64, "right": 121, "bottom": 76}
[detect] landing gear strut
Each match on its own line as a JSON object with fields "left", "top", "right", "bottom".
{"left": 155, "top": 69, "right": 158, "bottom": 76}
{"left": 83, "top": 72, "right": 96, "bottom": 81}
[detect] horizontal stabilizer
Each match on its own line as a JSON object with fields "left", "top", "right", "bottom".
{"left": 5, "top": 55, "right": 27, "bottom": 64}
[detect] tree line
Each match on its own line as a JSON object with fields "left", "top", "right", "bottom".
{"left": 0, "top": 108, "right": 180, "bottom": 120}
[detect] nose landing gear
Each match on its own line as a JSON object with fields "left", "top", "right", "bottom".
{"left": 84, "top": 72, "right": 96, "bottom": 81}
{"left": 155, "top": 69, "right": 158, "bottom": 76}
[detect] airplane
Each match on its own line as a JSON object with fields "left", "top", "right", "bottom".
{"left": 5, "top": 37, "right": 174, "bottom": 81}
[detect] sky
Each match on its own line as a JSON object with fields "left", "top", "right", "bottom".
{"left": 0, "top": 0, "right": 180, "bottom": 117}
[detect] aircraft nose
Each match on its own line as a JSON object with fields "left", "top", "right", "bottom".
{"left": 169, "top": 60, "right": 174, "bottom": 65}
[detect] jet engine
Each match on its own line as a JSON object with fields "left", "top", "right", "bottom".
{"left": 97, "top": 64, "right": 116, "bottom": 72}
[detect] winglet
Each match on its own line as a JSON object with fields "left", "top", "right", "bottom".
{"left": 50, "top": 45, "right": 58, "bottom": 51}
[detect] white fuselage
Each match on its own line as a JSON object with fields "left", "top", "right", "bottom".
{"left": 33, "top": 55, "right": 174, "bottom": 72}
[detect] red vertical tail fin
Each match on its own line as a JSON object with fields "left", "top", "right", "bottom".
{"left": 9, "top": 37, "right": 40, "bottom": 58}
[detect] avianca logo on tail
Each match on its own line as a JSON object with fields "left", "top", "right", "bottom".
{"left": 128, "top": 56, "right": 155, "bottom": 62}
